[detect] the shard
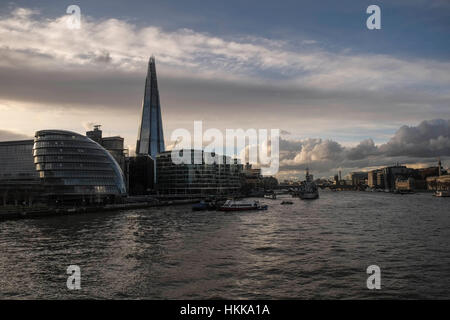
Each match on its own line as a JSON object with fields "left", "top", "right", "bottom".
{"left": 136, "top": 56, "right": 165, "bottom": 158}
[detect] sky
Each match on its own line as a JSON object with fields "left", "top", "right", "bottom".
{"left": 0, "top": 0, "right": 449, "bottom": 179}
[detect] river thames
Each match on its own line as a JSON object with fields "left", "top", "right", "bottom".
{"left": 0, "top": 191, "right": 449, "bottom": 299}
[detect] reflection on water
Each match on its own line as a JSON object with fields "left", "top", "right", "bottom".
{"left": 1, "top": 191, "right": 449, "bottom": 299}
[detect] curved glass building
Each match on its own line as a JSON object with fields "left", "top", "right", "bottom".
{"left": 33, "top": 130, "right": 126, "bottom": 202}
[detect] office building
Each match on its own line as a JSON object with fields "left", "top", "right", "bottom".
{"left": 128, "top": 155, "right": 155, "bottom": 195}
{"left": 0, "top": 140, "right": 42, "bottom": 205}
{"left": 427, "top": 174, "right": 450, "bottom": 191}
{"left": 376, "top": 170, "right": 385, "bottom": 188}
{"left": 86, "top": 125, "right": 127, "bottom": 173}
{"left": 156, "top": 150, "right": 242, "bottom": 197}
{"left": 367, "top": 170, "right": 378, "bottom": 188}
{"left": 349, "top": 172, "right": 368, "bottom": 186}
{"left": 381, "top": 165, "right": 414, "bottom": 191}
{"left": 395, "top": 177, "right": 415, "bottom": 191}
{"left": 136, "top": 56, "right": 165, "bottom": 158}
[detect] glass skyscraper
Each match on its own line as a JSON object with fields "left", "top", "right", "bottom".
{"left": 136, "top": 56, "right": 165, "bottom": 158}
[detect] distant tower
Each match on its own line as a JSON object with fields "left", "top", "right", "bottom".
{"left": 438, "top": 157, "right": 442, "bottom": 176}
{"left": 86, "top": 124, "right": 103, "bottom": 144}
{"left": 136, "top": 56, "right": 165, "bottom": 158}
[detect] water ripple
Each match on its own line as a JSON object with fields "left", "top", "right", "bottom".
{"left": 0, "top": 191, "right": 449, "bottom": 299}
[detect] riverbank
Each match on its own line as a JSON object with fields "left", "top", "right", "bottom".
{"left": 0, "top": 198, "right": 201, "bottom": 221}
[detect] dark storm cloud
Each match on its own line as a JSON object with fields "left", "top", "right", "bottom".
{"left": 379, "top": 119, "right": 450, "bottom": 157}
{"left": 160, "top": 76, "right": 450, "bottom": 123}
{"left": 1, "top": 61, "right": 450, "bottom": 125}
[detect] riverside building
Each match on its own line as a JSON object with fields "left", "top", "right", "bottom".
{"left": 0, "top": 139, "right": 42, "bottom": 205}
{"left": 86, "top": 125, "right": 128, "bottom": 173}
{"left": 33, "top": 130, "right": 126, "bottom": 204}
{"left": 1, "top": 129, "right": 127, "bottom": 206}
{"left": 156, "top": 150, "right": 242, "bottom": 197}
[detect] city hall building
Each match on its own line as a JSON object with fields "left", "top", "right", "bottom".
{"left": 1, "top": 130, "right": 127, "bottom": 206}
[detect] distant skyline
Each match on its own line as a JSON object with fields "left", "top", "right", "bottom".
{"left": 0, "top": 1, "right": 449, "bottom": 178}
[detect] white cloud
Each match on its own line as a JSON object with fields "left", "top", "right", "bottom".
{"left": 278, "top": 119, "right": 450, "bottom": 178}
{"left": 1, "top": 7, "right": 449, "bottom": 92}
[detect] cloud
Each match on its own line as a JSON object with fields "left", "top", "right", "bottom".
{"left": 77, "top": 51, "right": 112, "bottom": 64}
{"left": 0, "top": 7, "right": 449, "bottom": 122}
{"left": 0, "top": 129, "right": 31, "bottom": 141}
{"left": 346, "top": 139, "right": 379, "bottom": 160}
{"left": 0, "top": 61, "right": 143, "bottom": 110}
{"left": 379, "top": 119, "right": 450, "bottom": 157}
{"left": 82, "top": 122, "right": 96, "bottom": 131}
{"left": 292, "top": 139, "right": 344, "bottom": 163}
{"left": 279, "top": 119, "right": 450, "bottom": 178}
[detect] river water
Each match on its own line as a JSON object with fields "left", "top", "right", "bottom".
{"left": 0, "top": 191, "right": 449, "bottom": 299}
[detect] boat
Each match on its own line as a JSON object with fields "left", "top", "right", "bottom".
{"left": 219, "top": 199, "right": 268, "bottom": 211}
{"left": 281, "top": 200, "right": 293, "bottom": 205}
{"left": 264, "top": 193, "right": 277, "bottom": 199}
{"left": 299, "top": 168, "right": 319, "bottom": 200}
{"left": 434, "top": 190, "right": 450, "bottom": 197}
